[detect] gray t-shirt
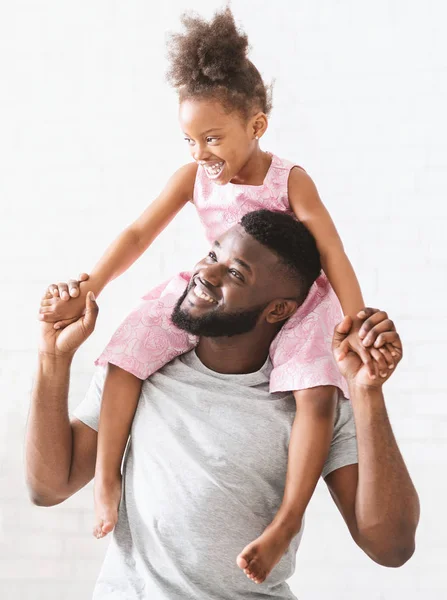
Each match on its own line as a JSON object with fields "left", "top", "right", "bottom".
{"left": 74, "top": 350, "right": 358, "bottom": 600}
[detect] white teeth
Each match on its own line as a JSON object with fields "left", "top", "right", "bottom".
{"left": 193, "top": 287, "right": 216, "bottom": 303}
{"left": 203, "top": 162, "right": 224, "bottom": 179}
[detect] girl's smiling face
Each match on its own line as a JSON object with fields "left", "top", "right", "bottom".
{"left": 179, "top": 98, "right": 266, "bottom": 185}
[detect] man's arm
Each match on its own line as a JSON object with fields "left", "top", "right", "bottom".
{"left": 325, "top": 310, "right": 420, "bottom": 567}
{"left": 26, "top": 289, "right": 99, "bottom": 506}
{"left": 26, "top": 353, "right": 97, "bottom": 506}
{"left": 325, "top": 384, "right": 419, "bottom": 567}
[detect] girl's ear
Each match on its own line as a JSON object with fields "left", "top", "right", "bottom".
{"left": 250, "top": 112, "right": 268, "bottom": 140}
{"left": 265, "top": 299, "right": 298, "bottom": 324}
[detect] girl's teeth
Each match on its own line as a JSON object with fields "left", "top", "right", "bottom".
{"left": 204, "top": 162, "right": 224, "bottom": 178}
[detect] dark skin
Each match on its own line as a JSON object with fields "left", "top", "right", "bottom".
{"left": 27, "top": 286, "right": 419, "bottom": 580}
{"left": 184, "top": 227, "right": 301, "bottom": 374}
{"left": 29, "top": 224, "right": 419, "bottom": 585}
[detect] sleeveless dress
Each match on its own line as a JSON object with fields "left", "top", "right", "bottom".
{"left": 96, "top": 154, "right": 349, "bottom": 397}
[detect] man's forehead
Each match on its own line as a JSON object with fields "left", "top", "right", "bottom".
{"left": 214, "top": 225, "right": 279, "bottom": 269}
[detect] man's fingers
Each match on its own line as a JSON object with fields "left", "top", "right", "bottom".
{"left": 358, "top": 311, "right": 390, "bottom": 340}
{"left": 362, "top": 319, "right": 396, "bottom": 347}
{"left": 357, "top": 307, "right": 379, "bottom": 323}
{"left": 373, "top": 331, "right": 402, "bottom": 352}
{"left": 333, "top": 316, "right": 353, "bottom": 348}
{"left": 82, "top": 292, "right": 99, "bottom": 333}
{"left": 378, "top": 345, "right": 395, "bottom": 370}
{"left": 53, "top": 317, "right": 78, "bottom": 330}
{"left": 78, "top": 272, "right": 90, "bottom": 282}
{"left": 370, "top": 348, "right": 389, "bottom": 378}
{"left": 357, "top": 344, "right": 378, "bottom": 379}
{"left": 336, "top": 338, "right": 349, "bottom": 361}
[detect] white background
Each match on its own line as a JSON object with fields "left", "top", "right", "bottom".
{"left": 1, "top": 0, "right": 447, "bottom": 598}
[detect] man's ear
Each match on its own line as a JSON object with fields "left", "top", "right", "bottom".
{"left": 265, "top": 299, "right": 299, "bottom": 324}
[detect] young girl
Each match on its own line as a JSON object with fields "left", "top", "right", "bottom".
{"left": 40, "top": 8, "right": 389, "bottom": 585}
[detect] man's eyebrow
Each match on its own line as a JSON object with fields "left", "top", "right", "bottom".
{"left": 233, "top": 258, "right": 252, "bottom": 273}
{"left": 212, "top": 241, "right": 252, "bottom": 273}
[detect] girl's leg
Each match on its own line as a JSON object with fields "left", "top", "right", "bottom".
{"left": 236, "top": 388, "right": 337, "bottom": 584}
{"left": 93, "top": 364, "right": 142, "bottom": 539}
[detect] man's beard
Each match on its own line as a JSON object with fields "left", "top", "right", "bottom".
{"left": 171, "top": 287, "right": 268, "bottom": 337}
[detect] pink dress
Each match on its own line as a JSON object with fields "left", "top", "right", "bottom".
{"left": 96, "top": 154, "right": 349, "bottom": 397}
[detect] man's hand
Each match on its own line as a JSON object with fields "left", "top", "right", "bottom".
{"left": 333, "top": 308, "right": 402, "bottom": 388}
{"left": 39, "top": 273, "right": 91, "bottom": 328}
{"left": 38, "top": 284, "right": 99, "bottom": 359}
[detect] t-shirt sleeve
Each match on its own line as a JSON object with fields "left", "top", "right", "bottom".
{"left": 71, "top": 366, "right": 107, "bottom": 432}
{"left": 322, "top": 392, "right": 358, "bottom": 479}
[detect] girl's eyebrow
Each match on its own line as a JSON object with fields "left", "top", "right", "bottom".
{"left": 202, "top": 128, "right": 224, "bottom": 135}
{"left": 183, "top": 128, "right": 224, "bottom": 137}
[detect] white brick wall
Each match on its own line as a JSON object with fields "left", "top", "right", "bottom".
{"left": 2, "top": 1, "right": 446, "bottom": 598}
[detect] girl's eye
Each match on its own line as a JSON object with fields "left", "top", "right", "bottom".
{"left": 206, "top": 137, "right": 219, "bottom": 144}
{"left": 208, "top": 251, "right": 217, "bottom": 261}
{"left": 184, "top": 138, "right": 195, "bottom": 146}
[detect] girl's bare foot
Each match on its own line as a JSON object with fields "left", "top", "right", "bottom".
{"left": 236, "top": 521, "right": 297, "bottom": 584}
{"left": 93, "top": 477, "right": 122, "bottom": 539}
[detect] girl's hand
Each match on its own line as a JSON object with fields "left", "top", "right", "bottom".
{"left": 39, "top": 287, "right": 99, "bottom": 358}
{"left": 333, "top": 309, "right": 402, "bottom": 387}
{"left": 39, "top": 273, "right": 91, "bottom": 329}
{"left": 47, "top": 272, "right": 89, "bottom": 301}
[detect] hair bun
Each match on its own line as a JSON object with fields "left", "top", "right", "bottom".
{"left": 196, "top": 10, "right": 248, "bottom": 82}
{"left": 168, "top": 8, "right": 249, "bottom": 87}
{"left": 167, "top": 7, "right": 272, "bottom": 116}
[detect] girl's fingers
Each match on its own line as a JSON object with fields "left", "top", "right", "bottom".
{"left": 57, "top": 282, "right": 70, "bottom": 301}
{"left": 48, "top": 284, "right": 59, "bottom": 297}
{"left": 39, "top": 305, "right": 54, "bottom": 314}
{"left": 68, "top": 279, "right": 80, "bottom": 298}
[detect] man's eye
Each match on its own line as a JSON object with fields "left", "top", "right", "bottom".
{"left": 229, "top": 269, "right": 243, "bottom": 280}
{"left": 208, "top": 251, "right": 217, "bottom": 261}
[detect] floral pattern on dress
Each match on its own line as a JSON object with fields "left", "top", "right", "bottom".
{"left": 96, "top": 155, "right": 349, "bottom": 397}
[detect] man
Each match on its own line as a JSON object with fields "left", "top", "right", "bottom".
{"left": 26, "top": 210, "right": 419, "bottom": 599}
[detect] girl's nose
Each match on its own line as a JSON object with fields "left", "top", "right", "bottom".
{"left": 193, "top": 144, "right": 211, "bottom": 163}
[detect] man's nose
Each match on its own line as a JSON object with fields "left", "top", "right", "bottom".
{"left": 199, "top": 263, "right": 223, "bottom": 288}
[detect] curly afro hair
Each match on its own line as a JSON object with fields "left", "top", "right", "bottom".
{"left": 240, "top": 210, "right": 322, "bottom": 304}
{"left": 166, "top": 7, "right": 272, "bottom": 119}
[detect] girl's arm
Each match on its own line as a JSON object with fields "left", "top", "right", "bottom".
{"left": 42, "top": 162, "right": 198, "bottom": 324}
{"left": 89, "top": 162, "right": 198, "bottom": 295}
{"left": 288, "top": 167, "right": 364, "bottom": 318}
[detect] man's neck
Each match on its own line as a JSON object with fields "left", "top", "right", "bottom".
{"left": 195, "top": 328, "right": 277, "bottom": 375}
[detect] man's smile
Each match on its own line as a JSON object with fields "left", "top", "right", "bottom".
{"left": 187, "top": 277, "right": 219, "bottom": 306}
